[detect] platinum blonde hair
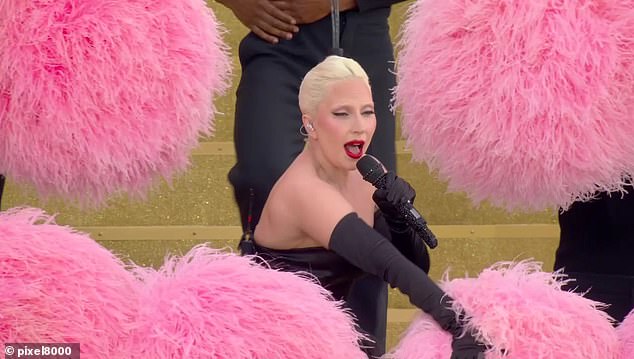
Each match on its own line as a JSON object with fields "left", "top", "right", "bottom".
{"left": 298, "top": 56, "right": 371, "bottom": 116}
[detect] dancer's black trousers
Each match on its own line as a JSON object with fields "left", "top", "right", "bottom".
{"left": 555, "top": 185, "right": 634, "bottom": 322}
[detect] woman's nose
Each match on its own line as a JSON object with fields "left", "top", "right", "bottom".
{"left": 352, "top": 114, "right": 367, "bottom": 132}
{"left": 351, "top": 125, "right": 364, "bottom": 134}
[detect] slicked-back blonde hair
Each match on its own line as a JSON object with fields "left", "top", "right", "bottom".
{"left": 298, "top": 56, "right": 371, "bottom": 116}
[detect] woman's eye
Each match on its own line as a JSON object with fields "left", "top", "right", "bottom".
{"left": 333, "top": 112, "right": 348, "bottom": 117}
{"left": 363, "top": 110, "right": 375, "bottom": 116}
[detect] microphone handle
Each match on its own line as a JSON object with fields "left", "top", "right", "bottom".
{"left": 371, "top": 171, "right": 438, "bottom": 249}
{"left": 398, "top": 201, "right": 439, "bottom": 249}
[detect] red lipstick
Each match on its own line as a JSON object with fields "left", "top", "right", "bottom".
{"left": 344, "top": 140, "right": 365, "bottom": 159}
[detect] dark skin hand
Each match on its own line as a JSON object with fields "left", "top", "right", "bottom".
{"left": 218, "top": 0, "right": 358, "bottom": 43}
{"left": 272, "top": 0, "right": 358, "bottom": 24}
{"left": 217, "top": 0, "right": 299, "bottom": 44}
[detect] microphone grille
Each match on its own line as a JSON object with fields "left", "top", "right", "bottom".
{"left": 356, "top": 155, "right": 386, "bottom": 186}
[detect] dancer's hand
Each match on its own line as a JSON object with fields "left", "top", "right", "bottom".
{"left": 271, "top": 0, "right": 358, "bottom": 24}
{"left": 218, "top": 0, "right": 298, "bottom": 43}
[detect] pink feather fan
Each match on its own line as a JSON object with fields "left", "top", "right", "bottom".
{"left": 129, "top": 245, "right": 367, "bottom": 359}
{"left": 396, "top": 0, "right": 634, "bottom": 211}
{"left": 617, "top": 309, "right": 634, "bottom": 359}
{"left": 0, "top": 208, "right": 139, "bottom": 358}
{"left": 1, "top": 209, "right": 366, "bottom": 358}
{"left": 387, "top": 261, "right": 619, "bottom": 359}
{"left": 0, "top": 0, "right": 231, "bottom": 206}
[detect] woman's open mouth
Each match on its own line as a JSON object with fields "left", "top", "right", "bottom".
{"left": 344, "top": 140, "right": 365, "bottom": 159}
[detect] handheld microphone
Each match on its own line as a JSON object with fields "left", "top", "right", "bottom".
{"left": 356, "top": 155, "right": 438, "bottom": 249}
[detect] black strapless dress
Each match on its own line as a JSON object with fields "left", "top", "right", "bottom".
{"left": 239, "top": 239, "right": 363, "bottom": 301}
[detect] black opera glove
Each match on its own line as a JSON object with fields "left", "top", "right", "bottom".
{"left": 373, "top": 211, "right": 430, "bottom": 273}
{"left": 372, "top": 171, "right": 416, "bottom": 231}
{"left": 329, "top": 213, "right": 486, "bottom": 359}
{"left": 371, "top": 171, "right": 430, "bottom": 272}
{"left": 434, "top": 300, "right": 487, "bottom": 359}
{"left": 450, "top": 332, "right": 487, "bottom": 359}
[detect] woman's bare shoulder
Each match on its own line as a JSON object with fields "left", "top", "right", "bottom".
{"left": 258, "top": 164, "right": 353, "bottom": 248}
{"left": 274, "top": 166, "right": 336, "bottom": 205}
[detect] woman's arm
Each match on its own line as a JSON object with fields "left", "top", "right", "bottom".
{"left": 373, "top": 211, "right": 430, "bottom": 273}
{"left": 291, "top": 180, "right": 486, "bottom": 358}
{"left": 329, "top": 213, "right": 486, "bottom": 359}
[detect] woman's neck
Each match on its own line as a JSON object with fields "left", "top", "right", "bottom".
{"left": 303, "top": 144, "right": 351, "bottom": 190}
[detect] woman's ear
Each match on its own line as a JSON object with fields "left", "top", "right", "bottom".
{"left": 302, "top": 114, "right": 317, "bottom": 140}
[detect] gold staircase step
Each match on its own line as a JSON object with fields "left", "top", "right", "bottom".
{"left": 3, "top": 151, "right": 556, "bottom": 227}
{"left": 82, "top": 223, "right": 558, "bottom": 278}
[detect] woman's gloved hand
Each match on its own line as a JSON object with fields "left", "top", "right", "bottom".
{"left": 372, "top": 171, "right": 415, "bottom": 226}
{"left": 371, "top": 171, "right": 430, "bottom": 272}
{"left": 431, "top": 299, "right": 487, "bottom": 359}
{"left": 450, "top": 331, "right": 487, "bottom": 359}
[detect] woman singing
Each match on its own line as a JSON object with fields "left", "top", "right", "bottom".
{"left": 241, "top": 55, "right": 486, "bottom": 359}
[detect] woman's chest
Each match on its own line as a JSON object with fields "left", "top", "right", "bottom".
{"left": 342, "top": 182, "right": 375, "bottom": 226}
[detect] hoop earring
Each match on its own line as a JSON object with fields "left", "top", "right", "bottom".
{"left": 299, "top": 123, "right": 310, "bottom": 137}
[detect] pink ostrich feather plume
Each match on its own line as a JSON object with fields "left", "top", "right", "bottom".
{"left": 396, "top": 0, "right": 634, "bottom": 211}
{"left": 617, "top": 309, "right": 634, "bottom": 359}
{"left": 1, "top": 210, "right": 366, "bottom": 358}
{"left": 129, "top": 245, "right": 367, "bottom": 359}
{"left": 0, "top": 0, "right": 231, "bottom": 206}
{"left": 0, "top": 207, "right": 139, "bottom": 358}
{"left": 387, "top": 261, "right": 619, "bottom": 359}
